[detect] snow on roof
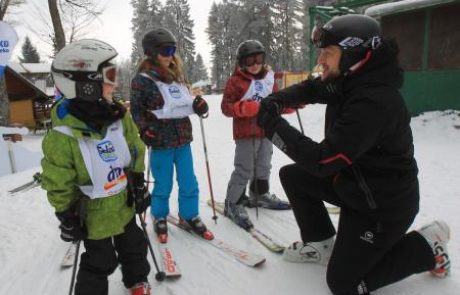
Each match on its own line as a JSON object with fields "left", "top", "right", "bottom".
{"left": 8, "top": 62, "right": 51, "bottom": 74}
{"left": 365, "top": 0, "right": 458, "bottom": 17}
{"left": 45, "top": 87, "right": 55, "bottom": 96}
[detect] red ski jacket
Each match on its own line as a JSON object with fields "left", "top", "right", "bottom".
{"left": 221, "top": 66, "right": 278, "bottom": 139}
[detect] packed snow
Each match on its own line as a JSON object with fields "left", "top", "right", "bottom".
{"left": 0, "top": 95, "right": 459, "bottom": 294}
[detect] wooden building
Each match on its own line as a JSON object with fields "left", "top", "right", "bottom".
{"left": 4, "top": 65, "right": 53, "bottom": 131}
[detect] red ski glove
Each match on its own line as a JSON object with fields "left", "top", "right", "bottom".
{"left": 234, "top": 100, "right": 259, "bottom": 118}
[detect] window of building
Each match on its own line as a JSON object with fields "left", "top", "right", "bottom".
{"left": 428, "top": 3, "right": 460, "bottom": 70}
{"left": 381, "top": 10, "right": 425, "bottom": 71}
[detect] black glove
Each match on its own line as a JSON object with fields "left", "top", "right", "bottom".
{"left": 257, "top": 98, "right": 284, "bottom": 138}
{"left": 127, "top": 172, "right": 151, "bottom": 214}
{"left": 56, "top": 209, "right": 87, "bottom": 242}
{"left": 192, "top": 95, "right": 209, "bottom": 117}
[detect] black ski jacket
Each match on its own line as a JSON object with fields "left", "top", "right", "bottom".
{"left": 269, "top": 39, "right": 419, "bottom": 220}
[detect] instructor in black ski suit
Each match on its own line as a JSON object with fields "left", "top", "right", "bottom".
{"left": 257, "top": 14, "right": 450, "bottom": 295}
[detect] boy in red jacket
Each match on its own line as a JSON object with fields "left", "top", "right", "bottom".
{"left": 221, "top": 40, "right": 291, "bottom": 230}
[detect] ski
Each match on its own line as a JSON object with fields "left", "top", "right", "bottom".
{"left": 156, "top": 241, "right": 181, "bottom": 278}
{"left": 167, "top": 215, "right": 266, "bottom": 267}
{"left": 150, "top": 216, "right": 181, "bottom": 278}
{"left": 61, "top": 242, "right": 77, "bottom": 268}
{"left": 207, "top": 200, "right": 285, "bottom": 253}
{"left": 8, "top": 172, "right": 42, "bottom": 194}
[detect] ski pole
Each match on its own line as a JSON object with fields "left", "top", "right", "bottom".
{"left": 198, "top": 116, "right": 218, "bottom": 223}
{"left": 68, "top": 198, "right": 85, "bottom": 295}
{"left": 145, "top": 146, "right": 152, "bottom": 191}
{"left": 68, "top": 241, "right": 81, "bottom": 295}
{"left": 252, "top": 138, "right": 259, "bottom": 220}
{"left": 296, "top": 109, "right": 305, "bottom": 135}
{"left": 142, "top": 146, "right": 152, "bottom": 223}
{"left": 251, "top": 121, "right": 259, "bottom": 220}
{"left": 129, "top": 148, "right": 166, "bottom": 281}
{"left": 137, "top": 213, "right": 166, "bottom": 281}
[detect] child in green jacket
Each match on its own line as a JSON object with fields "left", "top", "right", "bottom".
{"left": 41, "top": 39, "right": 151, "bottom": 295}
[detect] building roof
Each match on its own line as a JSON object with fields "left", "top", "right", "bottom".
{"left": 8, "top": 62, "right": 51, "bottom": 74}
{"left": 4, "top": 66, "right": 51, "bottom": 103}
{"left": 365, "top": 0, "right": 459, "bottom": 17}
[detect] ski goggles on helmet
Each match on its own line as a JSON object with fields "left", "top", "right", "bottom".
{"left": 243, "top": 53, "right": 265, "bottom": 67}
{"left": 311, "top": 25, "right": 326, "bottom": 48}
{"left": 102, "top": 64, "right": 117, "bottom": 85}
{"left": 158, "top": 46, "right": 177, "bottom": 57}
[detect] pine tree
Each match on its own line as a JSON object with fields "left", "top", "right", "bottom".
{"left": 163, "top": 0, "right": 196, "bottom": 83}
{"left": 297, "top": 0, "right": 312, "bottom": 70}
{"left": 207, "top": 1, "right": 242, "bottom": 89}
{"left": 19, "top": 36, "right": 41, "bottom": 63}
{"left": 235, "top": 0, "right": 275, "bottom": 66}
{"left": 271, "top": 0, "right": 302, "bottom": 71}
{"left": 193, "top": 53, "right": 209, "bottom": 83}
{"left": 207, "top": 2, "right": 224, "bottom": 88}
{"left": 115, "top": 58, "right": 132, "bottom": 101}
{"left": 130, "top": 0, "right": 163, "bottom": 68}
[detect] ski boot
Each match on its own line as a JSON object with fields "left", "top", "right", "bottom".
{"left": 179, "top": 216, "right": 214, "bottom": 240}
{"left": 283, "top": 237, "right": 335, "bottom": 266}
{"left": 247, "top": 191, "right": 291, "bottom": 210}
{"left": 130, "top": 281, "right": 151, "bottom": 295}
{"left": 417, "top": 220, "right": 451, "bottom": 277}
{"left": 154, "top": 217, "right": 168, "bottom": 243}
{"left": 224, "top": 199, "right": 254, "bottom": 231}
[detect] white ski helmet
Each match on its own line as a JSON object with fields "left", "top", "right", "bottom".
{"left": 51, "top": 39, "right": 118, "bottom": 100}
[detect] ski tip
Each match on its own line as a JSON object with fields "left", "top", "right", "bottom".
{"left": 254, "top": 258, "right": 267, "bottom": 267}
{"left": 60, "top": 264, "right": 74, "bottom": 269}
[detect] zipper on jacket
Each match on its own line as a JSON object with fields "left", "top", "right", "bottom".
{"left": 352, "top": 166, "right": 377, "bottom": 210}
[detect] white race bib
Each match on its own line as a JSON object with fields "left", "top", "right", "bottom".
{"left": 241, "top": 71, "right": 275, "bottom": 102}
{"left": 54, "top": 121, "right": 131, "bottom": 199}
{"left": 140, "top": 73, "right": 194, "bottom": 119}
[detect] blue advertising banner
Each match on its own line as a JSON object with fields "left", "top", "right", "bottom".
{"left": 0, "top": 21, "right": 18, "bottom": 79}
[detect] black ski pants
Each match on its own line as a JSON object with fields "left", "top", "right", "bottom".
{"left": 280, "top": 164, "right": 435, "bottom": 295}
{"left": 75, "top": 217, "right": 150, "bottom": 295}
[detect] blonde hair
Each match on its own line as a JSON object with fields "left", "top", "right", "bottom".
{"left": 138, "top": 55, "right": 186, "bottom": 84}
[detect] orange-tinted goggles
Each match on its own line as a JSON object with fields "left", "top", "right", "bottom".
{"left": 102, "top": 65, "right": 117, "bottom": 85}
{"left": 310, "top": 25, "right": 324, "bottom": 48}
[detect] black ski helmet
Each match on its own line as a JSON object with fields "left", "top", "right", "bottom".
{"left": 312, "top": 14, "right": 381, "bottom": 74}
{"left": 142, "top": 28, "right": 177, "bottom": 58}
{"left": 236, "top": 40, "right": 265, "bottom": 67}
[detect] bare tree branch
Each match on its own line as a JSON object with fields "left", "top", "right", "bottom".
{"left": 0, "top": 0, "right": 24, "bottom": 20}
{"left": 48, "top": 0, "right": 66, "bottom": 51}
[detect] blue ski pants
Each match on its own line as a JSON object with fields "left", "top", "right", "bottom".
{"left": 150, "top": 144, "right": 199, "bottom": 220}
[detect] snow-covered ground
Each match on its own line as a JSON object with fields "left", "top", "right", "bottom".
{"left": 0, "top": 95, "right": 459, "bottom": 294}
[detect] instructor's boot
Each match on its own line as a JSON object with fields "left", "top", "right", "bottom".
{"left": 418, "top": 220, "right": 451, "bottom": 277}
{"left": 283, "top": 237, "right": 334, "bottom": 266}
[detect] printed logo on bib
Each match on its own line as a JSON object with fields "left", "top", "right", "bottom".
{"left": 97, "top": 140, "right": 118, "bottom": 162}
{"left": 168, "top": 85, "right": 182, "bottom": 99}
{"left": 251, "top": 93, "right": 264, "bottom": 102}
{"left": 104, "top": 166, "right": 127, "bottom": 191}
{"left": 254, "top": 81, "right": 263, "bottom": 92}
